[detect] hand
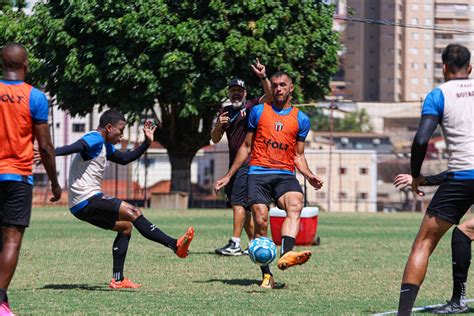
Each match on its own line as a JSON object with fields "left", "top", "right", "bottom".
{"left": 307, "top": 174, "right": 323, "bottom": 190}
{"left": 214, "top": 176, "right": 230, "bottom": 194}
{"left": 393, "top": 174, "right": 413, "bottom": 189}
{"left": 251, "top": 58, "right": 267, "bottom": 79}
{"left": 217, "top": 112, "right": 230, "bottom": 127}
{"left": 33, "top": 147, "right": 42, "bottom": 166}
{"left": 50, "top": 182, "right": 62, "bottom": 202}
{"left": 143, "top": 120, "right": 157, "bottom": 143}
{"left": 412, "top": 175, "right": 425, "bottom": 197}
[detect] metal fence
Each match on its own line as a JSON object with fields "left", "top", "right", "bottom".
{"left": 32, "top": 149, "right": 448, "bottom": 212}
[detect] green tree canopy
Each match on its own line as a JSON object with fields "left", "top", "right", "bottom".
{"left": 302, "top": 107, "right": 373, "bottom": 133}
{"left": 23, "top": 0, "right": 339, "bottom": 193}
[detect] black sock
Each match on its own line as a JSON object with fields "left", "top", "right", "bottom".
{"left": 133, "top": 215, "right": 177, "bottom": 251}
{"left": 0, "top": 288, "right": 6, "bottom": 303}
{"left": 281, "top": 236, "right": 295, "bottom": 257}
{"left": 112, "top": 233, "right": 130, "bottom": 282}
{"left": 260, "top": 265, "right": 272, "bottom": 278}
{"left": 398, "top": 283, "right": 419, "bottom": 316}
{"left": 451, "top": 227, "right": 471, "bottom": 303}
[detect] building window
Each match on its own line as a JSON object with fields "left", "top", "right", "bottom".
{"left": 316, "top": 192, "right": 326, "bottom": 199}
{"left": 316, "top": 167, "right": 326, "bottom": 175}
{"left": 360, "top": 167, "right": 368, "bottom": 175}
{"left": 339, "top": 167, "right": 347, "bottom": 175}
{"left": 72, "top": 123, "right": 85, "bottom": 133}
{"left": 339, "top": 192, "right": 347, "bottom": 199}
{"left": 358, "top": 192, "right": 368, "bottom": 200}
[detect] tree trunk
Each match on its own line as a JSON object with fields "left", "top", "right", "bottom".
{"left": 168, "top": 150, "right": 196, "bottom": 194}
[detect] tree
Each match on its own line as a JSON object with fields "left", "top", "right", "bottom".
{"left": 28, "top": 0, "right": 339, "bottom": 193}
{"left": 303, "top": 107, "right": 373, "bottom": 133}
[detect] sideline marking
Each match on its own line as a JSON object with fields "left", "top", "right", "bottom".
{"left": 372, "top": 299, "right": 474, "bottom": 315}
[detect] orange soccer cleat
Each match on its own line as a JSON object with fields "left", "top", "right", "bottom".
{"left": 108, "top": 278, "right": 141, "bottom": 289}
{"left": 277, "top": 250, "right": 312, "bottom": 270}
{"left": 175, "top": 226, "right": 195, "bottom": 258}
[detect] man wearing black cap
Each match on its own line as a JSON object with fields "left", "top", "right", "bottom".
{"left": 211, "top": 59, "right": 272, "bottom": 256}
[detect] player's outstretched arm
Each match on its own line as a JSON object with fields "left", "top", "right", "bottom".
{"left": 251, "top": 58, "right": 272, "bottom": 104}
{"left": 34, "top": 122, "right": 62, "bottom": 202}
{"left": 55, "top": 140, "right": 88, "bottom": 156}
{"left": 214, "top": 132, "right": 252, "bottom": 193}
{"left": 108, "top": 120, "right": 156, "bottom": 165}
{"left": 294, "top": 141, "right": 323, "bottom": 190}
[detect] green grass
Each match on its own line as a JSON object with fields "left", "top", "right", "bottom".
{"left": 7, "top": 208, "right": 472, "bottom": 314}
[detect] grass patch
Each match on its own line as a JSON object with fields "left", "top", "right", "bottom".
{"left": 7, "top": 208, "right": 470, "bottom": 314}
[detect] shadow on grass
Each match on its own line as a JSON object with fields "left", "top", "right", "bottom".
{"left": 194, "top": 278, "right": 286, "bottom": 290}
{"left": 39, "top": 284, "right": 134, "bottom": 292}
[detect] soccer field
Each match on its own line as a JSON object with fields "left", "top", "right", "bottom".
{"left": 8, "top": 208, "right": 471, "bottom": 314}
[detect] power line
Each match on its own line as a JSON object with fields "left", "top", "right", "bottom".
{"left": 334, "top": 15, "right": 474, "bottom": 34}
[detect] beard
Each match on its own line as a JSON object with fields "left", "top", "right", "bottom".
{"left": 231, "top": 99, "right": 244, "bottom": 108}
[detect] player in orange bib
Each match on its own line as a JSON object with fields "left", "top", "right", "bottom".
{"left": 0, "top": 43, "right": 61, "bottom": 315}
{"left": 214, "top": 71, "right": 323, "bottom": 288}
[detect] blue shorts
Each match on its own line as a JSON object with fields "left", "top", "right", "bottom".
{"left": 247, "top": 173, "right": 303, "bottom": 207}
{"left": 224, "top": 165, "right": 249, "bottom": 209}
{"left": 427, "top": 179, "right": 474, "bottom": 225}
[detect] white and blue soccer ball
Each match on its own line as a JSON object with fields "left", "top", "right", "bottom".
{"left": 248, "top": 237, "right": 277, "bottom": 266}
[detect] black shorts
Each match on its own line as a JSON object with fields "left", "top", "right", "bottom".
{"left": 247, "top": 173, "right": 303, "bottom": 207}
{"left": 224, "top": 165, "right": 249, "bottom": 208}
{"left": 0, "top": 181, "right": 33, "bottom": 227}
{"left": 72, "top": 194, "right": 123, "bottom": 230}
{"left": 426, "top": 179, "right": 474, "bottom": 225}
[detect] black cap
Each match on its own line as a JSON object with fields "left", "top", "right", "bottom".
{"left": 228, "top": 78, "right": 246, "bottom": 90}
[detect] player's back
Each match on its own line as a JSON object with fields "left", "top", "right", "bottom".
{"left": 0, "top": 80, "right": 36, "bottom": 177}
{"left": 437, "top": 79, "right": 474, "bottom": 172}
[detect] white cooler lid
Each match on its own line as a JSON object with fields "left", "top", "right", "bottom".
{"left": 269, "top": 206, "right": 319, "bottom": 218}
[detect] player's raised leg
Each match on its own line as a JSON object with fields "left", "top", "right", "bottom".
{"left": 118, "top": 201, "right": 194, "bottom": 258}
{"left": 276, "top": 191, "right": 311, "bottom": 271}
{"left": 252, "top": 203, "right": 274, "bottom": 289}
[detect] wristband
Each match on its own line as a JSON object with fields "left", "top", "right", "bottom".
{"left": 261, "top": 76, "right": 267, "bottom": 80}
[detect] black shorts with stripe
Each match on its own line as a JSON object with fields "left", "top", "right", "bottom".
{"left": 72, "top": 194, "right": 123, "bottom": 230}
{"left": 427, "top": 179, "right": 474, "bottom": 225}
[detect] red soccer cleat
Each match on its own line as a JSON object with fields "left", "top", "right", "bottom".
{"left": 175, "top": 226, "right": 195, "bottom": 258}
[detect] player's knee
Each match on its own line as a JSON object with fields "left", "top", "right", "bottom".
{"left": 254, "top": 214, "right": 268, "bottom": 228}
{"left": 286, "top": 200, "right": 303, "bottom": 215}
{"left": 458, "top": 223, "right": 474, "bottom": 240}
{"left": 122, "top": 222, "right": 133, "bottom": 236}
{"left": 124, "top": 205, "right": 142, "bottom": 221}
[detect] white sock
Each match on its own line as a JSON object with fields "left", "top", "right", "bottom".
{"left": 231, "top": 236, "right": 241, "bottom": 247}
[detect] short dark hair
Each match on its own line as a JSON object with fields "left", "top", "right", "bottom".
{"left": 271, "top": 71, "right": 293, "bottom": 83}
{"left": 99, "top": 109, "right": 126, "bottom": 128}
{"left": 442, "top": 44, "right": 471, "bottom": 70}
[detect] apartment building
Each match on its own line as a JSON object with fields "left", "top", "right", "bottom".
{"left": 345, "top": 0, "right": 474, "bottom": 102}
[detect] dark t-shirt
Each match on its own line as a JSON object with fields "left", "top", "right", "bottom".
{"left": 216, "top": 97, "right": 260, "bottom": 166}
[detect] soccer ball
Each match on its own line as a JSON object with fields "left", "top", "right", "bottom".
{"left": 248, "top": 237, "right": 277, "bottom": 266}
